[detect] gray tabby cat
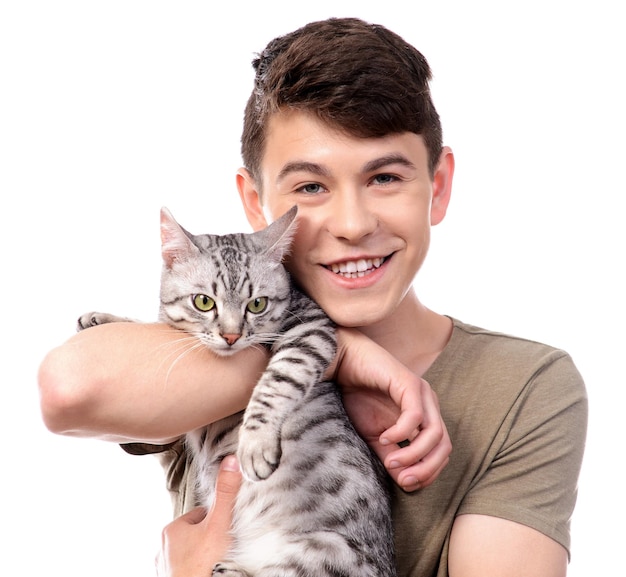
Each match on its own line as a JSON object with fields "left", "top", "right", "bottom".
{"left": 78, "top": 206, "right": 396, "bottom": 577}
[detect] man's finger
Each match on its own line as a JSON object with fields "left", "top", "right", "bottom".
{"left": 216, "top": 455, "right": 243, "bottom": 495}
{"left": 202, "top": 455, "right": 242, "bottom": 533}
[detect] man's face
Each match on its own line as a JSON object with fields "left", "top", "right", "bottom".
{"left": 243, "top": 110, "right": 450, "bottom": 329}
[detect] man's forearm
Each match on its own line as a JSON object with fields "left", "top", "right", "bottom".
{"left": 38, "top": 322, "right": 268, "bottom": 443}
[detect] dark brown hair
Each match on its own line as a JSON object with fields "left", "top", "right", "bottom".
{"left": 241, "top": 17, "right": 443, "bottom": 182}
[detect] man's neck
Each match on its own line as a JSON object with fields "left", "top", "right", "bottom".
{"left": 359, "top": 289, "right": 452, "bottom": 376}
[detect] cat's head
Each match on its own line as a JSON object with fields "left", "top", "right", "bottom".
{"left": 158, "top": 206, "right": 297, "bottom": 355}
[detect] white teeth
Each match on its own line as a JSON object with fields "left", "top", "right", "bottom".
{"left": 356, "top": 259, "right": 368, "bottom": 271}
{"left": 328, "top": 257, "right": 384, "bottom": 278}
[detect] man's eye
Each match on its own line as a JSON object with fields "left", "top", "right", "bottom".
{"left": 373, "top": 174, "right": 397, "bottom": 185}
{"left": 298, "top": 183, "right": 324, "bottom": 194}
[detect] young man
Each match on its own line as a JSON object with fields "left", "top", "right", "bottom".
{"left": 38, "top": 17, "right": 587, "bottom": 577}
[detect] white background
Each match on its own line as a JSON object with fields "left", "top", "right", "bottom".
{"left": 1, "top": 1, "right": 623, "bottom": 575}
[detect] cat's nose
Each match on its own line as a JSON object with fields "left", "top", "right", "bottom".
{"left": 221, "top": 333, "right": 241, "bottom": 346}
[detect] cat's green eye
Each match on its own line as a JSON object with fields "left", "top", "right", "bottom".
{"left": 193, "top": 294, "right": 215, "bottom": 312}
{"left": 247, "top": 297, "right": 268, "bottom": 314}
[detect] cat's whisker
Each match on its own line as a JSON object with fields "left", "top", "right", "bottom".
{"left": 254, "top": 332, "right": 283, "bottom": 345}
{"left": 153, "top": 334, "right": 200, "bottom": 354}
{"left": 151, "top": 335, "right": 205, "bottom": 389}
{"left": 152, "top": 335, "right": 200, "bottom": 363}
{"left": 249, "top": 342, "right": 269, "bottom": 355}
{"left": 284, "top": 309, "right": 307, "bottom": 324}
{"left": 162, "top": 340, "right": 208, "bottom": 389}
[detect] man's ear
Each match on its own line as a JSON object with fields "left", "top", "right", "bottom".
{"left": 236, "top": 168, "right": 269, "bottom": 231}
{"left": 430, "top": 146, "right": 454, "bottom": 226}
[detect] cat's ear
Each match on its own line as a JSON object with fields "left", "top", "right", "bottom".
{"left": 260, "top": 205, "right": 298, "bottom": 264}
{"left": 160, "top": 207, "right": 198, "bottom": 268}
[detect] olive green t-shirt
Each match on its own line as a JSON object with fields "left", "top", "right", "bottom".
{"left": 124, "top": 318, "right": 587, "bottom": 577}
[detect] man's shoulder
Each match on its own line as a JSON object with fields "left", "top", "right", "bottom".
{"left": 429, "top": 317, "right": 582, "bottom": 394}
{"left": 450, "top": 317, "right": 570, "bottom": 365}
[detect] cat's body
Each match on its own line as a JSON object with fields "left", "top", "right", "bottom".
{"left": 78, "top": 206, "right": 396, "bottom": 577}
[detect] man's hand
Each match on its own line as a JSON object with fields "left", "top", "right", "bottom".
{"left": 332, "top": 328, "right": 451, "bottom": 492}
{"left": 156, "top": 455, "right": 242, "bottom": 577}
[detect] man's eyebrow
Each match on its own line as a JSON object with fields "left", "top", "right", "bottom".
{"left": 276, "top": 161, "right": 331, "bottom": 183}
{"left": 276, "top": 154, "right": 416, "bottom": 183}
{"left": 362, "top": 154, "right": 416, "bottom": 173}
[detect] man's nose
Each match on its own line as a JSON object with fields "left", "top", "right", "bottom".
{"left": 326, "top": 190, "right": 378, "bottom": 242}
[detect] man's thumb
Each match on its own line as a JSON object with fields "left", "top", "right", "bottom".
{"left": 214, "top": 455, "right": 242, "bottom": 501}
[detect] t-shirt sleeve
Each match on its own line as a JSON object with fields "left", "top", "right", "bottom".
{"left": 120, "top": 439, "right": 195, "bottom": 517}
{"left": 456, "top": 352, "right": 588, "bottom": 557}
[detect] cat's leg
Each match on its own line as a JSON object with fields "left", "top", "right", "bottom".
{"left": 237, "top": 293, "right": 336, "bottom": 482}
{"left": 76, "top": 311, "right": 136, "bottom": 331}
{"left": 236, "top": 372, "right": 285, "bottom": 481}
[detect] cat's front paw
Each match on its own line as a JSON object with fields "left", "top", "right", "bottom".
{"left": 212, "top": 561, "right": 249, "bottom": 576}
{"left": 237, "top": 426, "right": 282, "bottom": 481}
{"left": 76, "top": 311, "right": 132, "bottom": 331}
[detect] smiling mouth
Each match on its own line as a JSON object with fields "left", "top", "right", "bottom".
{"left": 324, "top": 256, "right": 387, "bottom": 279}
